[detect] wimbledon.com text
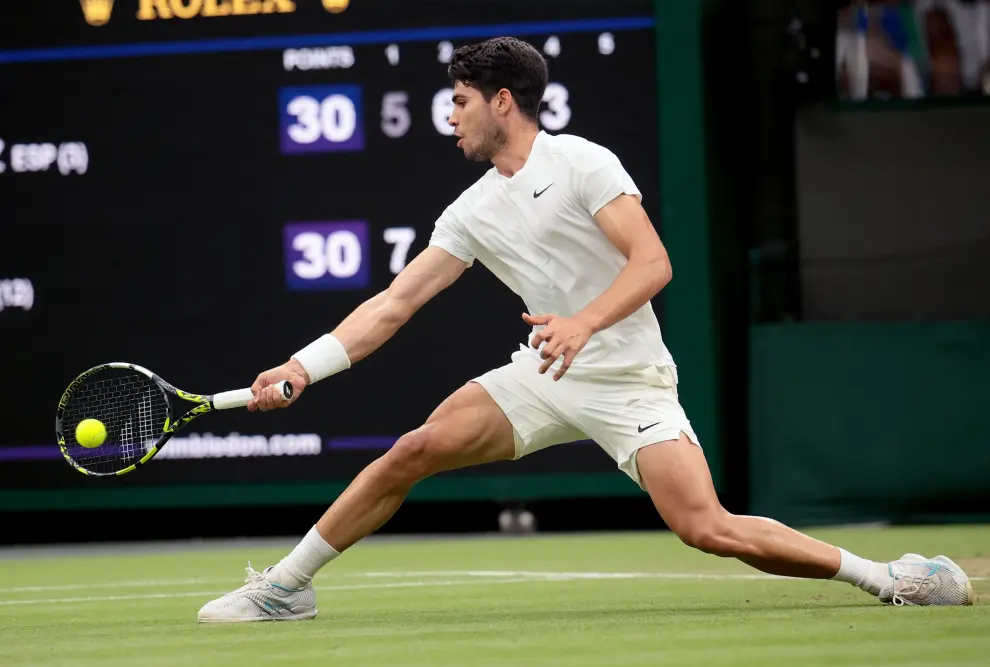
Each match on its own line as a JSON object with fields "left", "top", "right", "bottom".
{"left": 156, "top": 433, "right": 322, "bottom": 459}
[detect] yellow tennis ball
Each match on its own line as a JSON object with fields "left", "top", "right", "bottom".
{"left": 76, "top": 418, "right": 107, "bottom": 448}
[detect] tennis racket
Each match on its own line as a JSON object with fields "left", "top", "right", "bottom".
{"left": 55, "top": 362, "right": 293, "bottom": 476}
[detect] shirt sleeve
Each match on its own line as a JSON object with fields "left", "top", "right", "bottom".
{"left": 428, "top": 194, "right": 475, "bottom": 267}
{"left": 575, "top": 146, "right": 642, "bottom": 216}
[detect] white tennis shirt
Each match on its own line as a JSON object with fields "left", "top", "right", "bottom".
{"left": 429, "top": 131, "right": 674, "bottom": 376}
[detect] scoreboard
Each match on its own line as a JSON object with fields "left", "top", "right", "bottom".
{"left": 0, "top": 0, "right": 661, "bottom": 509}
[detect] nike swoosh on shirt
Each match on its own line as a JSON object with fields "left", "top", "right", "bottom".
{"left": 533, "top": 183, "right": 554, "bottom": 198}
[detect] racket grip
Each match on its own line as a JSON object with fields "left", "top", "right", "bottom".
{"left": 213, "top": 380, "right": 293, "bottom": 410}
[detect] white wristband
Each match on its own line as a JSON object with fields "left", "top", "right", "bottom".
{"left": 291, "top": 334, "right": 351, "bottom": 384}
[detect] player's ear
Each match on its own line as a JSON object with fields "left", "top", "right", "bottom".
{"left": 495, "top": 88, "right": 512, "bottom": 114}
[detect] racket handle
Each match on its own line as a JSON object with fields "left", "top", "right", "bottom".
{"left": 213, "top": 380, "right": 293, "bottom": 410}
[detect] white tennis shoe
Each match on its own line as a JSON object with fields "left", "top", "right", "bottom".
{"left": 197, "top": 563, "right": 317, "bottom": 623}
{"left": 879, "top": 553, "right": 975, "bottom": 606}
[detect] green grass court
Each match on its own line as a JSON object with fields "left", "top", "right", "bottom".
{"left": 2, "top": 525, "right": 988, "bottom": 666}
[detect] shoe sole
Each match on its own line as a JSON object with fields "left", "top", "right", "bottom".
{"left": 198, "top": 609, "right": 318, "bottom": 623}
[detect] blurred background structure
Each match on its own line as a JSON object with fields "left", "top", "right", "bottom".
{"left": 1, "top": 0, "right": 988, "bottom": 545}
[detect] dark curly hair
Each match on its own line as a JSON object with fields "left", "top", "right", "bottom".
{"left": 448, "top": 37, "right": 548, "bottom": 123}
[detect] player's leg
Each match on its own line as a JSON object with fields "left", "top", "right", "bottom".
{"left": 637, "top": 434, "right": 841, "bottom": 578}
{"left": 570, "top": 365, "right": 974, "bottom": 606}
{"left": 636, "top": 435, "right": 973, "bottom": 605}
{"left": 198, "top": 356, "right": 583, "bottom": 622}
{"left": 197, "top": 381, "right": 515, "bottom": 622}
{"left": 282, "top": 356, "right": 581, "bottom": 573}
{"left": 268, "top": 355, "right": 582, "bottom": 585}
{"left": 310, "top": 381, "right": 516, "bottom": 553}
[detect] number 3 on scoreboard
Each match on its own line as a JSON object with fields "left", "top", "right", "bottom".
{"left": 540, "top": 83, "right": 571, "bottom": 132}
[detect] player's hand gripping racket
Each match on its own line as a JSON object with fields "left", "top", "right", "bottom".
{"left": 55, "top": 362, "right": 293, "bottom": 476}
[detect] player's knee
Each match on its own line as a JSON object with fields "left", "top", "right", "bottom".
{"left": 674, "top": 513, "right": 738, "bottom": 557}
{"left": 381, "top": 424, "right": 449, "bottom": 482}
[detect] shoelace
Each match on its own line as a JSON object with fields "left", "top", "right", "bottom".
{"left": 891, "top": 583, "right": 920, "bottom": 606}
{"left": 243, "top": 562, "right": 271, "bottom": 587}
{"left": 238, "top": 562, "right": 291, "bottom": 614}
{"left": 890, "top": 571, "right": 929, "bottom": 606}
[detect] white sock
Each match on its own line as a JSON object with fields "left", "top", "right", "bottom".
{"left": 831, "top": 548, "right": 893, "bottom": 596}
{"left": 268, "top": 526, "right": 340, "bottom": 589}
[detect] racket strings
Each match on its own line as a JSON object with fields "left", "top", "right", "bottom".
{"left": 61, "top": 369, "right": 169, "bottom": 474}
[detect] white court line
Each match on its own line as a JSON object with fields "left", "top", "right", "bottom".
{"left": 7, "top": 569, "right": 985, "bottom": 599}
{"left": 361, "top": 570, "right": 985, "bottom": 582}
{"left": 0, "top": 578, "right": 537, "bottom": 607}
{"left": 0, "top": 570, "right": 784, "bottom": 594}
{"left": 359, "top": 570, "right": 788, "bottom": 581}
{"left": 4, "top": 578, "right": 220, "bottom": 593}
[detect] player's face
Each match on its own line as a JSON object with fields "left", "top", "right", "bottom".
{"left": 449, "top": 81, "right": 507, "bottom": 162}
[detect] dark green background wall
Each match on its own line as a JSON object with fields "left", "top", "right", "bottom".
{"left": 749, "top": 321, "right": 990, "bottom": 526}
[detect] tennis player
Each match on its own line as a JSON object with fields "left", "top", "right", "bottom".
{"left": 198, "top": 37, "right": 974, "bottom": 622}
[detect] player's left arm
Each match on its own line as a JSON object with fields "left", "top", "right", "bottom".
{"left": 525, "top": 193, "right": 671, "bottom": 379}
{"left": 578, "top": 193, "right": 671, "bottom": 330}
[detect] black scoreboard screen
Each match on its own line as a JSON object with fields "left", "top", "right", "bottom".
{"left": 0, "top": 0, "right": 660, "bottom": 509}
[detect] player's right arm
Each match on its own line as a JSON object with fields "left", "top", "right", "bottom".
{"left": 328, "top": 245, "right": 467, "bottom": 364}
{"left": 249, "top": 246, "right": 468, "bottom": 411}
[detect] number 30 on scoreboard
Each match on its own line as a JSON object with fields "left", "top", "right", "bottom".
{"left": 279, "top": 85, "right": 364, "bottom": 154}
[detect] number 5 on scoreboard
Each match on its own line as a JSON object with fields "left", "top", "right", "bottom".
{"left": 381, "top": 92, "right": 411, "bottom": 139}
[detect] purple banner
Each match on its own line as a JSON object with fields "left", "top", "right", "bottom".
{"left": 0, "top": 438, "right": 598, "bottom": 462}
{"left": 283, "top": 221, "right": 370, "bottom": 291}
{"left": 0, "top": 446, "right": 62, "bottom": 462}
{"left": 279, "top": 85, "right": 364, "bottom": 154}
{"left": 327, "top": 436, "right": 399, "bottom": 450}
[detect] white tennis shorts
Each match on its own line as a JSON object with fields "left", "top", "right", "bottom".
{"left": 472, "top": 351, "right": 701, "bottom": 490}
